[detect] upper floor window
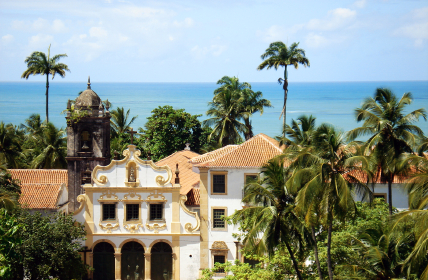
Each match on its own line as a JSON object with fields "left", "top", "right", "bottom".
{"left": 214, "top": 255, "right": 226, "bottom": 273}
{"left": 212, "top": 208, "right": 227, "bottom": 230}
{"left": 102, "top": 204, "right": 116, "bottom": 220}
{"left": 126, "top": 204, "right": 139, "bottom": 221}
{"left": 150, "top": 203, "right": 163, "bottom": 221}
{"left": 211, "top": 172, "right": 227, "bottom": 195}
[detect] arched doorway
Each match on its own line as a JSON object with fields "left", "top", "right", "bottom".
{"left": 151, "top": 242, "right": 173, "bottom": 280}
{"left": 121, "top": 241, "right": 145, "bottom": 280}
{"left": 93, "top": 242, "right": 115, "bottom": 280}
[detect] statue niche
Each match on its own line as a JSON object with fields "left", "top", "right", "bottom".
{"left": 125, "top": 161, "right": 140, "bottom": 187}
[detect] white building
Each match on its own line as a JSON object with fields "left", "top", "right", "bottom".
{"left": 72, "top": 133, "right": 284, "bottom": 280}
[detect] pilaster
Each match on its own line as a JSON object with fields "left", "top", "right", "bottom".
{"left": 199, "top": 167, "right": 209, "bottom": 273}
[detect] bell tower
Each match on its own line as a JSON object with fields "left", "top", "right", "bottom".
{"left": 66, "top": 77, "right": 111, "bottom": 211}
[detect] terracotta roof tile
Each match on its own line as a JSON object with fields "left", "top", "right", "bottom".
{"left": 8, "top": 169, "right": 68, "bottom": 209}
{"left": 185, "top": 188, "right": 200, "bottom": 206}
{"left": 19, "top": 184, "right": 63, "bottom": 209}
{"left": 192, "top": 134, "right": 283, "bottom": 168}
{"left": 9, "top": 169, "right": 68, "bottom": 185}
{"left": 156, "top": 150, "right": 201, "bottom": 195}
{"left": 189, "top": 145, "right": 239, "bottom": 164}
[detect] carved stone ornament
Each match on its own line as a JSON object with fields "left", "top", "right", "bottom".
{"left": 98, "top": 191, "right": 119, "bottom": 202}
{"left": 145, "top": 223, "right": 166, "bottom": 234}
{"left": 211, "top": 241, "right": 229, "bottom": 250}
{"left": 146, "top": 192, "right": 166, "bottom": 202}
{"left": 99, "top": 223, "right": 119, "bottom": 233}
{"left": 125, "top": 160, "right": 140, "bottom": 187}
{"left": 73, "top": 194, "right": 87, "bottom": 215}
{"left": 123, "top": 192, "right": 142, "bottom": 201}
{"left": 179, "top": 195, "right": 200, "bottom": 232}
{"left": 124, "top": 223, "right": 143, "bottom": 233}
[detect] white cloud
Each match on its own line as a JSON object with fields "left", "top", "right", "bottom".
{"left": 307, "top": 8, "right": 357, "bottom": 31}
{"left": 32, "top": 18, "right": 49, "bottom": 31}
{"left": 305, "top": 32, "right": 347, "bottom": 48}
{"left": 52, "top": 19, "right": 67, "bottom": 32}
{"left": 1, "top": 34, "right": 14, "bottom": 44}
{"left": 353, "top": 0, "right": 367, "bottom": 9}
{"left": 173, "top": 17, "right": 194, "bottom": 28}
{"left": 393, "top": 7, "right": 428, "bottom": 47}
{"left": 28, "top": 34, "right": 54, "bottom": 49}
{"left": 191, "top": 44, "right": 227, "bottom": 59}
{"left": 89, "top": 27, "right": 108, "bottom": 38}
{"left": 12, "top": 18, "right": 67, "bottom": 33}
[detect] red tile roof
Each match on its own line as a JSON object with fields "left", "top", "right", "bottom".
{"left": 9, "top": 169, "right": 67, "bottom": 209}
{"left": 190, "top": 134, "right": 283, "bottom": 168}
{"left": 185, "top": 188, "right": 200, "bottom": 206}
{"left": 156, "top": 150, "right": 201, "bottom": 195}
{"left": 345, "top": 169, "right": 408, "bottom": 184}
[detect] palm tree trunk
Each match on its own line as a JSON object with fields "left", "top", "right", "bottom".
{"left": 284, "top": 241, "right": 303, "bottom": 280}
{"left": 244, "top": 118, "right": 252, "bottom": 140}
{"left": 311, "top": 225, "right": 324, "bottom": 280}
{"left": 388, "top": 178, "right": 393, "bottom": 215}
{"left": 282, "top": 66, "right": 288, "bottom": 138}
{"left": 326, "top": 218, "right": 334, "bottom": 280}
{"left": 45, "top": 74, "right": 49, "bottom": 123}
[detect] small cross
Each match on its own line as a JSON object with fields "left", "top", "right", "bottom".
{"left": 127, "top": 127, "right": 137, "bottom": 144}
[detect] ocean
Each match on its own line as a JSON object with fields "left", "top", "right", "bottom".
{"left": 1, "top": 81, "right": 427, "bottom": 139}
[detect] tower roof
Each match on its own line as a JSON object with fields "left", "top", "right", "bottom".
{"left": 75, "top": 76, "right": 101, "bottom": 109}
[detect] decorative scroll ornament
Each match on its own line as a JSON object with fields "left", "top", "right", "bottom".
{"left": 146, "top": 192, "right": 166, "bottom": 202}
{"left": 99, "top": 223, "right": 119, "bottom": 233}
{"left": 123, "top": 191, "right": 142, "bottom": 201}
{"left": 133, "top": 149, "right": 173, "bottom": 186}
{"left": 124, "top": 223, "right": 143, "bottom": 233}
{"left": 92, "top": 149, "right": 131, "bottom": 186}
{"left": 145, "top": 223, "right": 166, "bottom": 234}
{"left": 179, "top": 195, "right": 200, "bottom": 233}
{"left": 73, "top": 194, "right": 87, "bottom": 215}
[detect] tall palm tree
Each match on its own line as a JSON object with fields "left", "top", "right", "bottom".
{"left": 280, "top": 115, "right": 324, "bottom": 279}
{"left": 31, "top": 123, "right": 67, "bottom": 169}
{"left": 21, "top": 45, "right": 70, "bottom": 123}
{"left": 289, "top": 124, "right": 371, "bottom": 280}
{"left": 257, "top": 42, "right": 310, "bottom": 136}
{"left": 347, "top": 88, "right": 427, "bottom": 215}
{"left": 241, "top": 89, "right": 272, "bottom": 140}
{"left": 110, "top": 107, "right": 138, "bottom": 137}
{"left": 229, "top": 157, "right": 309, "bottom": 280}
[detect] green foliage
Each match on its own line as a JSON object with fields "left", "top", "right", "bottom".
{"left": 199, "top": 251, "right": 301, "bottom": 280}
{"left": 6, "top": 210, "right": 87, "bottom": 280}
{"left": 204, "top": 76, "right": 271, "bottom": 146}
{"left": 110, "top": 107, "right": 138, "bottom": 137}
{"left": 64, "top": 107, "right": 89, "bottom": 126}
{"left": 0, "top": 168, "right": 21, "bottom": 211}
{"left": 139, "top": 105, "right": 210, "bottom": 161}
{"left": 0, "top": 209, "right": 23, "bottom": 279}
{"left": 0, "top": 122, "right": 24, "bottom": 169}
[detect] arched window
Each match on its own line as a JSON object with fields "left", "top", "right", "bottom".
{"left": 151, "top": 242, "right": 173, "bottom": 280}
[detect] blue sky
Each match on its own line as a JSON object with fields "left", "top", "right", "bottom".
{"left": 0, "top": 0, "right": 427, "bottom": 83}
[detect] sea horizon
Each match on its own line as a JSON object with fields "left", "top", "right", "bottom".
{"left": 1, "top": 80, "right": 427, "bottom": 140}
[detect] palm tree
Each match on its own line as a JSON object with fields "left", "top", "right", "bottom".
{"left": 229, "top": 157, "right": 309, "bottom": 280}
{"left": 347, "top": 88, "right": 427, "bottom": 215}
{"left": 280, "top": 115, "right": 324, "bottom": 279}
{"left": 31, "top": 123, "right": 67, "bottom": 169}
{"left": 0, "top": 122, "right": 23, "bottom": 168}
{"left": 241, "top": 89, "right": 272, "bottom": 140}
{"left": 21, "top": 114, "right": 44, "bottom": 138}
{"left": 110, "top": 107, "right": 138, "bottom": 137}
{"left": 204, "top": 78, "right": 249, "bottom": 146}
{"left": 257, "top": 42, "right": 310, "bottom": 136}
{"left": 288, "top": 124, "right": 371, "bottom": 280}
{"left": 392, "top": 153, "right": 428, "bottom": 280}
{"left": 21, "top": 45, "right": 70, "bottom": 123}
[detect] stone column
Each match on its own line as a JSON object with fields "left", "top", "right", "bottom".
{"left": 144, "top": 253, "right": 151, "bottom": 280}
{"left": 172, "top": 236, "right": 180, "bottom": 279}
{"left": 114, "top": 252, "right": 121, "bottom": 280}
{"left": 89, "top": 252, "right": 94, "bottom": 280}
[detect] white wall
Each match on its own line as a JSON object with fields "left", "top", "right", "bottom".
{"left": 354, "top": 183, "right": 409, "bottom": 210}
{"left": 180, "top": 236, "right": 200, "bottom": 280}
{"left": 207, "top": 168, "right": 260, "bottom": 267}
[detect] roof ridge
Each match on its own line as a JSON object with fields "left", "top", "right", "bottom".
{"left": 197, "top": 144, "right": 240, "bottom": 164}
{"left": 258, "top": 133, "right": 283, "bottom": 153}
{"left": 157, "top": 150, "right": 200, "bottom": 164}
{"left": 156, "top": 151, "right": 180, "bottom": 164}
{"left": 189, "top": 145, "right": 238, "bottom": 163}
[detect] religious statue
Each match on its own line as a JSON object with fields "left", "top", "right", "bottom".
{"left": 129, "top": 166, "right": 136, "bottom": 182}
